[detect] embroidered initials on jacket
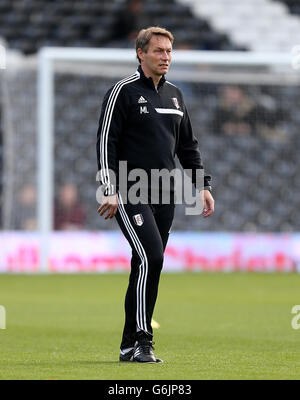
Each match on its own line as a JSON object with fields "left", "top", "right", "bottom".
{"left": 140, "top": 106, "right": 149, "bottom": 114}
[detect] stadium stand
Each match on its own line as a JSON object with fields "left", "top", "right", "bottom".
{"left": 180, "top": 0, "right": 300, "bottom": 51}
{"left": 0, "top": 0, "right": 299, "bottom": 234}
{"left": 0, "top": 0, "right": 242, "bottom": 54}
{"left": 275, "top": 0, "right": 300, "bottom": 16}
{"left": 42, "top": 74, "right": 300, "bottom": 232}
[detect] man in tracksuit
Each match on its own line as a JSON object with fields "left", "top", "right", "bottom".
{"left": 97, "top": 27, "right": 214, "bottom": 363}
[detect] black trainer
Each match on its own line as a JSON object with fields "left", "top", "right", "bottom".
{"left": 133, "top": 334, "right": 163, "bottom": 363}
{"left": 133, "top": 341, "right": 156, "bottom": 363}
{"left": 119, "top": 348, "right": 135, "bottom": 362}
{"left": 120, "top": 347, "right": 163, "bottom": 363}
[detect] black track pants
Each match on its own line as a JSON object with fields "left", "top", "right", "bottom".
{"left": 115, "top": 193, "right": 175, "bottom": 349}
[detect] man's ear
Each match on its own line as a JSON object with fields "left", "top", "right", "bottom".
{"left": 137, "top": 48, "right": 144, "bottom": 62}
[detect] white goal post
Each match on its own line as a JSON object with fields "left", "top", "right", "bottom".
{"left": 37, "top": 47, "right": 296, "bottom": 272}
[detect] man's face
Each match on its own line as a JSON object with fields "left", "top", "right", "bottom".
{"left": 139, "top": 35, "right": 172, "bottom": 77}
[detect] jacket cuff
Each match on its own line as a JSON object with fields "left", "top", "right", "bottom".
{"left": 193, "top": 172, "right": 212, "bottom": 191}
{"left": 204, "top": 175, "right": 212, "bottom": 191}
{"left": 101, "top": 184, "right": 116, "bottom": 196}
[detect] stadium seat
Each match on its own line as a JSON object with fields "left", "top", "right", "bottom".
{"left": 0, "top": 0, "right": 241, "bottom": 54}
{"left": 183, "top": 0, "right": 300, "bottom": 52}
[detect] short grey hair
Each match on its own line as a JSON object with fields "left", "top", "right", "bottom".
{"left": 136, "top": 26, "right": 174, "bottom": 63}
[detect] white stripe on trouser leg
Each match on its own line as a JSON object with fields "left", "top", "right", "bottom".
{"left": 117, "top": 194, "right": 148, "bottom": 333}
{"left": 117, "top": 193, "right": 149, "bottom": 334}
{"left": 117, "top": 195, "right": 147, "bottom": 333}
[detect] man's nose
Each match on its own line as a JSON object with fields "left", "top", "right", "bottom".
{"left": 162, "top": 51, "right": 170, "bottom": 60}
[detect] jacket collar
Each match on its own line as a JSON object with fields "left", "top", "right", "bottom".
{"left": 137, "top": 65, "right": 166, "bottom": 91}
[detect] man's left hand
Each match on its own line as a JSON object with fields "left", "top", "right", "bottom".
{"left": 201, "top": 190, "right": 215, "bottom": 218}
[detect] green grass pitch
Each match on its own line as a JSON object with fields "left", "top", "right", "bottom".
{"left": 0, "top": 273, "right": 300, "bottom": 380}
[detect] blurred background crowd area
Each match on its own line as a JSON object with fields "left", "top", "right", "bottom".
{"left": 1, "top": 0, "right": 300, "bottom": 53}
{"left": 0, "top": 0, "right": 244, "bottom": 54}
{"left": 0, "top": 0, "right": 299, "bottom": 233}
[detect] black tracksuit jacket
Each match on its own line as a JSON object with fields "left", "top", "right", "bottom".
{"left": 96, "top": 65, "right": 211, "bottom": 197}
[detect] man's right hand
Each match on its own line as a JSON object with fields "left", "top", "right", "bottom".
{"left": 97, "top": 194, "right": 118, "bottom": 220}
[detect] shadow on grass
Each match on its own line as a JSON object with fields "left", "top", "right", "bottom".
{"left": 4, "top": 360, "right": 143, "bottom": 367}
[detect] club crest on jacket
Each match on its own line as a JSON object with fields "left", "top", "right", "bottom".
{"left": 133, "top": 214, "right": 144, "bottom": 226}
{"left": 172, "top": 97, "right": 180, "bottom": 109}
